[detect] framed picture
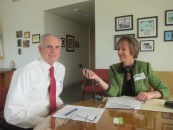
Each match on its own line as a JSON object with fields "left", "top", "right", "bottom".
{"left": 61, "top": 38, "right": 65, "bottom": 47}
{"left": 66, "top": 35, "right": 74, "bottom": 52}
{"left": 162, "top": 123, "right": 173, "bottom": 130}
{"left": 23, "top": 40, "right": 30, "bottom": 48}
{"left": 17, "top": 39, "right": 22, "bottom": 47}
{"left": 165, "top": 10, "right": 173, "bottom": 26}
{"left": 75, "top": 41, "right": 79, "bottom": 48}
{"left": 24, "top": 31, "right": 30, "bottom": 38}
{"left": 115, "top": 15, "right": 133, "bottom": 31}
{"left": 18, "top": 48, "right": 22, "bottom": 55}
{"left": 16, "top": 30, "right": 22, "bottom": 38}
{"left": 137, "top": 16, "right": 158, "bottom": 38}
{"left": 32, "top": 34, "right": 40, "bottom": 43}
{"left": 140, "top": 40, "right": 154, "bottom": 52}
{"left": 114, "top": 34, "right": 135, "bottom": 50}
{"left": 164, "top": 30, "right": 173, "bottom": 41}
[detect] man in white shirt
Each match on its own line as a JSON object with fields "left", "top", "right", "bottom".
{"left": 2, "top": 34, "right": 65, "bottom": 130}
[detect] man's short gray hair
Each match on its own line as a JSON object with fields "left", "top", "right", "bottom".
{"left": 39, "top": 34, "right": 62, "bottom": 47}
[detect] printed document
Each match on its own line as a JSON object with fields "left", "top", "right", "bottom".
{"left": 105, "top": 96, "right": 142, "bottom": 109}
{"left": 53, "top": 105, "right": 105, "bottom": 123}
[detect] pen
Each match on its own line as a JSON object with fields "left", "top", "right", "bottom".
{"left": 143, "top": 100, "right": 147, "bottom": 104}
{"left": 64, "top": 108, "right": 78, "bottom": 116}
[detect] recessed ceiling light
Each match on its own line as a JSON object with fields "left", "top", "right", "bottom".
{"left": 83, "top": 13, "right": 88, "bottom": 17}
{"left": 73, "top": 8, "right": 80, "bottom": 12}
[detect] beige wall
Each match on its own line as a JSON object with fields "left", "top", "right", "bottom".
{"left": 0, "top": 0, "right": 89, "bottom": 68}
{"left": 95, "top": 0, "right": 173, "bottom": 71}
{"left": 0, "top": 0, "right": 90, "bottom": 87}
{"left": 44, "top": 12, "right": 89, "bottom": 87}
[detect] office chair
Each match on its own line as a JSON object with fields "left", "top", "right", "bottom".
{"left": 81, "top": 69, "right": 109, "bottom": 100}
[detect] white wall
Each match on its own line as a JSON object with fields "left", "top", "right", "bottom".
{"left": 0, "top": 0, "right": 90, "bottom": 87}
{"left": 95, "top": 0, "right": 173, "bottom": 71}
{"left": 1, "top": 0, "right": 89, "bottom": 68}
{"left": 44, "top": 12, "right": 89, "bottom": 87}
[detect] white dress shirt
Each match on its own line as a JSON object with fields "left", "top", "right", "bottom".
{"left": 4, "top": 58, "right": 65, "bottom": 128}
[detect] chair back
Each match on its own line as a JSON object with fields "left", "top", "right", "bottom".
{"left": 93, "top": 69, "right": 109, "bottom": 83}
{"left": 81, "top": 69, "right": 109, "bottom": 100}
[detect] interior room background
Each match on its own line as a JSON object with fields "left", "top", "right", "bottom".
{"left": 0, "top": 0, "right": 173, "bottom": 88}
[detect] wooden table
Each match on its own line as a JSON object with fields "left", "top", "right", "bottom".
{"left": 34, "top": 98, "right": 173, "bottom": 130}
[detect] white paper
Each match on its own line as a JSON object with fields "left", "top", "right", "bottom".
{"left": 141, "top": 99, "right": 173, "bottom": 113}
{"left": 105, "top": 96, "right": 142, "bottom": 109}
{"left": 53, "top": 105, "right": 105, "bottom": 123}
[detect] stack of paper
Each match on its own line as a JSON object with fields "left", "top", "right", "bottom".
{"left": 105, "top": 96, "right": 142, "bottom": 109}
{"left": 53, "top": 105, "right": 105, "bottom": 123}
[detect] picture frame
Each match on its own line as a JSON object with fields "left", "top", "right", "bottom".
{"left": 140, "top": 40, "right": 154, "bottom": 52}
{"left": 165, "top": 10, "right": 173, "bottom": 26}
{"left": 164, "top": 30, "right": 173, "bottom": 41}
{"left": 17, "top": 39, "right": 22, "bottom": 47}
{"left": 24, "top": 31, "right": 30, "bottom": 38}
{"left": 114, "top": 34, "right": 135, "bottom": 50}
{"left": 66, "top": 35, "right": 74, "bottom": 52}
{"left": 75, "top": 41, "right": 79, "bottom": 48}
{"left": 18, "top": 48, "right": 22, "bottom": 55}
{"left": 162, "top": 123, "right": 173, "bottom": 130}
{"left": 137, "top": 16, "right": 158, "bottom": 38}
{"left": 16, "top": 30, "right": 22, "bottom": 38}
{"left": 32, "top": 34, "right": 40, "bottom": 43}
{"left": 23, "top": 40, "right": 30, "bottom": 48}
{"left": 115, "top": 15, "right": 133, "bottom": 31}
{"left": 61, "top": 38, "right": 65, "bottom": 47}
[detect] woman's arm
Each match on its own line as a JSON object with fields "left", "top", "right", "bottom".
{"left": 82, "top": 68, "right": 109, "bottom": 90}
{"left": 136, "top": 62, "right": 169, "bottom": 101}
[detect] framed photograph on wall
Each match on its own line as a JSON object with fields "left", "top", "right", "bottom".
{"left": 115, "top": 15, "right": 133, "bottom": 31}
{"left": 165, "top": 10, "right": 173, "bottom": 26}
{"left": 23, "top": 40, "right": 30, "bottom": 48}
{"left": 66, "top": 35, "right": 74, "bottom": 52}
{"left": 140, "top": 40, "right": 154, "bottom": 52}
{"left": 18, "top": 48, "right": 22, "bottom": 55}
{"left": 16, "top": 30, "right": 22, "bottom": 38}
{"left": 137, "top": 16, "right": 158, "bottom": 38}
{"left": 32, "top": 34, "right": 40, "bottom": 43}
{"left": 24, "top": 31, "right": 30, "bottom": 38}
{"left": 17, "top": 39, "right": 22, "bottom": 47}
{"left": 114, "top": 34, "right": 135, "bottom": 50}
{"left": 61, "top": 38, "right": 65, "bottom": 47}
{"left": 75, "top": 41, "right": 79, "bottom": 48}
{"left": 164, "top": 30, "right": 173, "bottom": 41}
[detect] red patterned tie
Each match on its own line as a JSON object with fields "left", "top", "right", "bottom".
{"left": 49, "top": 66, "right": 56, "bottom": 114}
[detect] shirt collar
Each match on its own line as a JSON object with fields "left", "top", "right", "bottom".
{"left": 118, "top": 60, "right": 136, "bottom": 73}
{"left": 39, "top": 57, "right": 51, "bottom": 72}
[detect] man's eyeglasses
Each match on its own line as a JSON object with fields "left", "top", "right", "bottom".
{"left": 63, "top": 113, "right": 97, "bottom": 126}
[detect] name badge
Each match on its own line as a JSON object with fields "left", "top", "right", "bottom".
{"left": 133, "top": 72, "right": 146, "bottom": 81}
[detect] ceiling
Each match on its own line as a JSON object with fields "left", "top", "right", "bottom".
{"left": 47, "top": 1, "right": 95, "bottom": 29}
